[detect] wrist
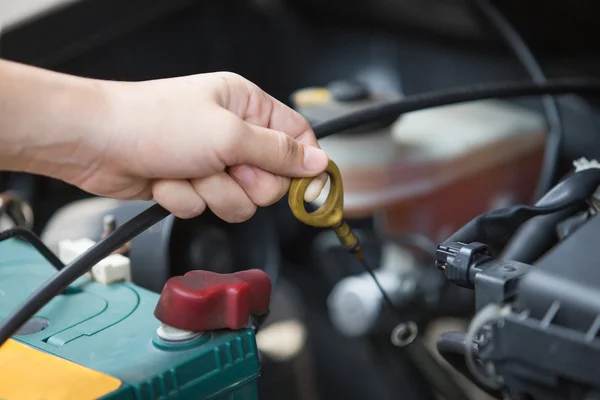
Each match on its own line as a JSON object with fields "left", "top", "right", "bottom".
{"left": 0, "top": 61, "right": 121, "bottom": 183}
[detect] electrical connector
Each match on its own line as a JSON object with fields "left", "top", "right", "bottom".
{"left": 435, "top": 242, "right": 492, "bottom": 288}
{"left": 58, "top": 238, "right": 131, "bottom": 284}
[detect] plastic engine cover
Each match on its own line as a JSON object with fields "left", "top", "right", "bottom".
{"left": 0, "top": 238, "right": 261, "bottom": 400}
{"left": 518, "top": 213, "right": 600, "bottom": 332}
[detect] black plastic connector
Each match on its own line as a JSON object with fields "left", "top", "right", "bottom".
{"left": 436, "top": 242, "right": 492, "bottom": 289}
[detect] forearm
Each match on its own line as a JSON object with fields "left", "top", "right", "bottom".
{"left": 0, "top": 59, "right": 116, "bottom": 180}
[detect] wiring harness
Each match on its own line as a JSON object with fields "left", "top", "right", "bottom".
{"left": 436, "top": 168, "right": 600, "bottom": 287}
{"left": 444, "top": 168, "right": 600, "bottom": 246}
{"left": 2, "top": 77, "right": 600, "bottom": 348}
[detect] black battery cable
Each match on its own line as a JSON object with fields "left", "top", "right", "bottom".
{"left": 0, "top": 228, "right": 65, "bottom": 270}
{"left": 2, "top": 77, "right": 600, "bottom": 348}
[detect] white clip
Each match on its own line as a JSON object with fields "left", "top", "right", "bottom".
{"left": 573, "top": 157, "right": 600, "bottom": 173}
{"left": 58, "top": 238, "right": 131, "bottom": 284}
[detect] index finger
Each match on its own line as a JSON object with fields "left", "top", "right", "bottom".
{"left": 219, "top": 73, "right": 319, "bottom": 145}
{"left": 262, "top": 97, "right": 327, "bottom": 201}
{"left": 267, "top": 97, "right": 318, "bottom": 145}
{"left": 219, "top": 73, "right": 326, "bottom": 199}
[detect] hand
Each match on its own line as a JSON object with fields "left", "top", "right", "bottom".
{"left": 14, "top": 70, "right": 328, "bottom": 221}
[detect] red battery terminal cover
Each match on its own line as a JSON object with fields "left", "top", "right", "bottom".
{"left": 154, "top": 269, "right": 271, "bottom": 332}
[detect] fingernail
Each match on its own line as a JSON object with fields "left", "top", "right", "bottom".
{"left": 303, "top": 146, "right": 328, "bottom": 171}
{"left": 233, "top": 165, "right": 257, "bottom": 185}
{"left": 305, "top": 173, "right": 329, "bottom": 202}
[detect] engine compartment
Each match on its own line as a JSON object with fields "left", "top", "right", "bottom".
{"left": 3, "top": 1, "right": 600, "bottom": 399}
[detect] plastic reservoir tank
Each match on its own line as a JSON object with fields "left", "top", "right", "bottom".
{"left": 296, "top": 84, "right": 545, "bottom": 241}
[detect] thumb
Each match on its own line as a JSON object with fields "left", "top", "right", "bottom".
{"left": 232, "top": 124, "right": 329, "bottom": 177}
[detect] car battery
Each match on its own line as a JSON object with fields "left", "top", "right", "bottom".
{"left": 0, "top": 237, "right": 264, "bottom": 400}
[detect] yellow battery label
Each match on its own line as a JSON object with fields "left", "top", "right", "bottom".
{"left": 0, "top": 339, "right": 122, "bottom": 400}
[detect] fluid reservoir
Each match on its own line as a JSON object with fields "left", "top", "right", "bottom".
{"left": 293, "top": 82, "right": 545, "bottom": 241}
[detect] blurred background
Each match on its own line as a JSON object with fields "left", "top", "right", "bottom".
{"left": 2, "top": 1, "right": 600, "bottom": 399}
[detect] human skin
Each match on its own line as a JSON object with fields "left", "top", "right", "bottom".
{"left": 0, "top": 60, "right": 328, "bottom": 221}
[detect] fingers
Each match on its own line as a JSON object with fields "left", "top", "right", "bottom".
{"left": 304, "top": 172, "right": 329, "bottom": 202}
{"left": 266, "top": 96, "right": 319, "bottom": 145}
{"left": 229, "top": 165, "right": 329, "bottom": 207}
{"left": 152, "top": 179, "right": 207, "bottom": 219}
{"left": 191, "top": 172, "right": 257, "bottom": 223}
{"left": 152, "top": 167, "right": 325, "bottom": 222}
{"left": 152, "top": 174, "right": 259, "bottom": 223}
{"left": 229, "top": 165, "right": 289, "bottom": 207}
{"left": 213, "top": 74, "right": 326, "bottom": 196}
{"left": 213, "top": 72, "right": 317, "bottom": 144}
{"left": 230, "top": 165, "right": 328, "bottom": 205}
{"left": 218, "top": 123, "right": 328, "bottom": 177}
{"left": 144, "top": 73, "right": 331, "bottom": 220}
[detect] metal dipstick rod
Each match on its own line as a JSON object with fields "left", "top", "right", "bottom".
{"left": 288, "top": 159, "right": 412, "bottom": 341}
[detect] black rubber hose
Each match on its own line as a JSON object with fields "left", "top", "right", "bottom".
{"left": 470, "top": 0, "right": 563, "bottom": 200}
{"left": 405, "top": 338, "right": 471, "bottom": 400}
{"left": 436, "top": 331, "right": 502, "bottom": 399}
{"left": 445, "top": 168, "right": 600, "bottom": 245}
{"left": 368, "top": 336, "right": 439, "bottom": 400}
{"left": 500, "top": 172, "right": 589, "bottom": 263}
{"left": 500, "top": 207, "right": 580, "bottom": 263}
{"left": 0, "top": 228, "right": 65, "bottom": 270}
{"left": 0, "top": 203, "right": 170, "bottom": 347}
{"left": 312, "top": 78, "right": 600, "bottom": 138}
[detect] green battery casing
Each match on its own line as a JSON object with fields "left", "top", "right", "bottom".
{"left": 0, "top": 238, "right": 261, "bottom": 399}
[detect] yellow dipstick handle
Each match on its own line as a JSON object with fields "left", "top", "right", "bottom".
{"left": 288, "top": 159, "right": 360, "bottom": 253}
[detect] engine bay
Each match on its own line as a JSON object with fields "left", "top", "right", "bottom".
{"left": 3, "top": 1, "right": 600, "bottom": 399}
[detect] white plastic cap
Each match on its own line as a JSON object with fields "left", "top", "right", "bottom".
{"left": 156, "top": 324, "right": 201, "bottom": 342}
{"left": 58, "top": 237, "right": 131, "bottom": 284}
